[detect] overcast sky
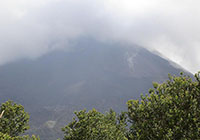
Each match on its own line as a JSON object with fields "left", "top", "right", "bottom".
{"left": 0, "top": 0, "right": 200, "bottom": 73}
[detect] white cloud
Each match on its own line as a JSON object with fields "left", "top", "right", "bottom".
{"left": 0, "top": 0, "right": 200, "bottom": 73}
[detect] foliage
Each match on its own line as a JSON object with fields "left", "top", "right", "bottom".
{"left": 0, "top": 132, "right": 14, "bottom": 140}
{"left": 0, "top": 100, "right": 30, "bottom": 137}
{"left": 0, "top": 132, "right": 21, "bottom": 140}
{"left": 127, "top": 72, "right": 200, "bottom": 139}
{"left": 62, "top": 109, "right": 127, "bottom": 140}
{"left": 0, "top": 101, "right": 40, "bottom": 139}
{"left": 21, "top": 135, "right": 40, "bottom": 140}
{"left": 0, "top": 131, "right": 40, "bottom": 140}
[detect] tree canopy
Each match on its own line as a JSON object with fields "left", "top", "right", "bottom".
{"left": 0, "top": 100, "right": 40, "bottom": 140}
{"left": 0, "top": 100, "right": 30, "bottom": 136}
{"left": 62, "top": 109, "right": 127, "bottom": 140}
{"left": 0, "top": 132, "right": 40, "bottom": 140}
{"left": 127, "top": 72, "right": 200, "bottom": 139}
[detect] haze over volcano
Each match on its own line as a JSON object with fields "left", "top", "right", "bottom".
{"left": 0, "top": 0, "right": 200, "bottom": 73}
{"left": 0, "top": 0, "right": 198, "bottom": 139}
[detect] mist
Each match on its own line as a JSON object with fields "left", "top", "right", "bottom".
{"left": 0, "top": 0, "right": 200, "bottom": 73}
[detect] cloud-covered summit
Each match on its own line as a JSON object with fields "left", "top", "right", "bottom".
{"left": 0, "top": 0, "right": 200, "bottom": 73}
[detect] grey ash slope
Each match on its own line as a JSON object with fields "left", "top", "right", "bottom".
{"left": 0, "top": 39, "right": 190, "bottom": 139}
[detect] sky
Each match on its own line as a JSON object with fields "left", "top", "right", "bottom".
{"left": 0, "top": 0, "right": 200, "bottom": 73}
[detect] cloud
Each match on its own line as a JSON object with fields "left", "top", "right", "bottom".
{"left": 0, "top": 0, "right": 200, "bottom": 73}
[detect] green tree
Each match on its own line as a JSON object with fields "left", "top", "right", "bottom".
{"left": 62, "top": 109, "right": 127, "bottom": 140}
{"left": 0, "top": 132, "right": 40, "bottom": 140}
{"left": 0, "top": 100, "right": 40, "bottom": 140}
{"left": 0, "top": 100, "right": 30, "bottom": 137}
{"left": 127, "top": 72, "right": 200, "bottom": 139}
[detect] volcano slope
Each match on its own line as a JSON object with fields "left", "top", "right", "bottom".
{"left": 0, "top": 39, "right": 190, "bottom": 140}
